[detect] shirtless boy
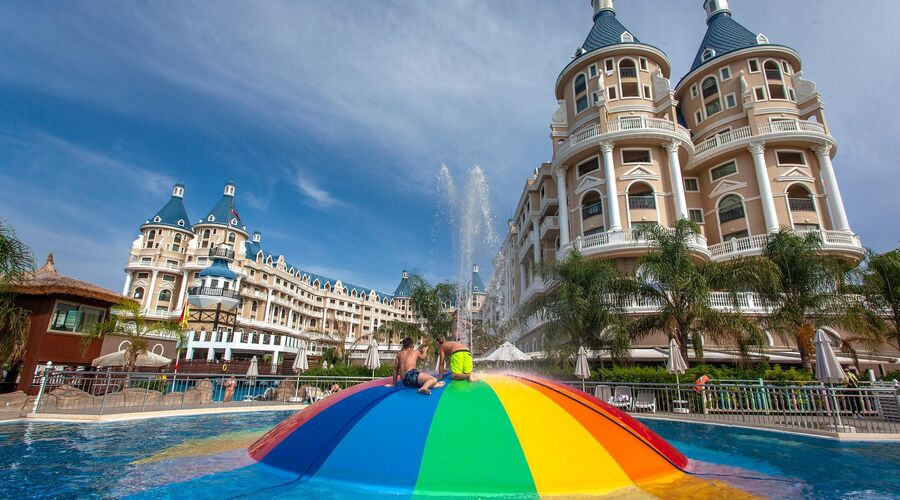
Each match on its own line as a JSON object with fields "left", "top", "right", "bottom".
{"left": 387, "top": 337, "right": 443, "bottom": 395}
{"left": 437, "top": 337, "right": 476, "bottom": 382}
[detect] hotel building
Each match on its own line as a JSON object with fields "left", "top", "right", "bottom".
{"left": 122, "top": 181, "right": 453, "bottom": 370}
{"left": 484, "top": 1, "right": 896, "bottom": 367}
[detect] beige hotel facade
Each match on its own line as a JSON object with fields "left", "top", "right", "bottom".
{"left": 483, "top": 0, "right": 898, "bottom": 369}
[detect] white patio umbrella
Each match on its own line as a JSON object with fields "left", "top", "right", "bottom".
{"left": 365, "top": 336, "right": 381, "bottom": 377}
{"left": 292, "top": 342, "right": 309, "bottom": 399}
{"left": 322, "top": 360, "right": 330, "bottom": 370}
{"left": 815, "top": 329, "right": 847, "bottom": 430}
{"left": 574, "top": 346, "right": 591, "bottom": 391}
{"left": 92, "top": 350, "right": 171, "bottom": 368}
{"left": 667, "top": 338, "right": 689, "bottom": 413}
{"left": 482, "top": 342, "right": 532, "bottom": 362}
{"left": 247, "top": 356, "right": 259, "bottom": 377}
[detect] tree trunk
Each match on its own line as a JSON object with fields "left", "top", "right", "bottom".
{"left": 796, "top": 324, "right": 815, "bottom": 373}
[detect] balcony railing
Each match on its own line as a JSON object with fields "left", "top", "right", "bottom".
{"left": 694, "top": 120, "right": 830, "bottom": 160}
{"left": 539, "top": 216, "right": 559, "bottom": 238}
{"left": 789, "top": 197, "right": 816, "bottom": 212}
{"left": 619, "top": 67, "right": 637, "bottom": 78}
{"left": 575, "top": 229, "right": 708, "bottom": 255}
{"left": 765, "top": 69, "right": 782, "bottom": 80}
{"left": 628, "top": 195, "right": 656, "bottom": 209}
{"left": 188, "top": 287, "right": 241, "bottom": 299}
{"left": 554, "top": 118, "right": 691, "bottom": 164}
{"left": 709, "top": 230, "right": 863, "bottom": 260}
{"left": 208, "top": 246, "right": 235, "bottom": 260}
{"left": 758, "top": 120, "right": 826, "bottom": 135}
{"left": 695, "top": 126, "right": 753, "bottom": 155}
{"left": 582, "top": 202, "right": 603, "bottom": 218}
{"left": 718, "top": 206, "right": 746, "bottom": 223}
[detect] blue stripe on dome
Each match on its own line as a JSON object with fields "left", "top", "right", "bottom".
{"left": 143, "top": 195, "right": 192, "bottom": 231}
{"left": 581, "top": 10, "right": 641, "bottom": 52}
{"left": 689, "top": 12, "right": 761, "bottom": 72}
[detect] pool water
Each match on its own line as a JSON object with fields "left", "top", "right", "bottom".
{"left": 0, "top": 411, "right": 897, "bottom": 499}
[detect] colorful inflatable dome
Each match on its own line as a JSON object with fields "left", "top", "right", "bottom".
{"left": 249, "top": 373, "right": 689, "bottom": 497}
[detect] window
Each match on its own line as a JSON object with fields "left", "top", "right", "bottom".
{"left": 576, "top": 95, "right": 588, "bottom": 113}
{"left": 695, "top": 110, "right": 703, "bottom": 126}
{"left": 689, "top": 209, "right": 705, "bottom": 223}
{"left": 725, "top": 93, "right": 737, "bottom": 109}
{"left": 228, "top": 233, "right": 236, "bottom": 243}
{"left": 589, "top": 64, "right": 598, "bottom": 78}
{"left": 794, "top": 223, "right": 820, "bottom": 231}
{"left": 628, "top": 183, "right": 655, "bottom": 209}
{"left": 162, "top": 273, "right": 176, "bottom": 282}
{"left": 718, "top": 195, "right": 746, "bottom": 223}
{"left": 764, "top": 60, "right": 787, "bottom": 100}
{"left": 642, "top": 85, "right": 652, "bottom": 99}
{"left": 788, "top": 88, "right": 796, "bottom": 102}
{"left": 604, "top": 58, "right": 614, "bottom": 72}
{"left": 582, "top": 192, "right": 603, "bottom": 219}
{"left": 158, "top": 289, "right": 172, "bottom": 302}
{"left": 754, "top": 87, "right": 766, "bottom": 101}
{"left": 701, "top": 77, "right": 722, "bottom": 117}
{"left": 787, "top": 185, "right": 815, "bottom": 212}
{"left": 145, "top": 230, "right": 156, "bottom": 249}
{"left": 49, "top": 302, "right": 105, "bottom": 333}
{"left": 174, "top": 234, "right": 182, "bottom": 243}
{"left": 619, "top": 59, "right": 639, "bottom": 97}
{"left": 776, "top": 151, "right": 806, "bottom": 165}
{"left": 622, "top": 149, "right": 651, "bottom": 164}
{"left": 584, "top": 227, "right": 605, "bottom": 237}
{"left": 607, "top": 86, "right": 618, "bottom": 100}
{"left": 684, "top": 178, "right": 700, "bottom": 192}
{"left": 723, "top": 229, "right": 750, "bottom": 240}
{"left": 710, "top": 160, "right": 738, "bottom": 181}
{"left": 639, "top": 57, "right": 648, "bottom": 71}
{"left": 748, "top": 59, "right": 760, "bottom": 73}
{"left": 574, "top": 74, "right": 588, "bottom": 113}
{"left": 578, "top": 157, "right": 598, "bottom": 176}
{"left": 133, "top": 287, "right": 144, "bottom": 300}
{"left": 720, "top": 66, "right": 731, "bottom": 80}
{"left": 690, "top": 85, "right": 698, "bottom": 99}
{"left": 701, "top": 48, "right": 715, "bottom": 62}
{"left": 574, "top": 74, "right": 587, "bottom": 95}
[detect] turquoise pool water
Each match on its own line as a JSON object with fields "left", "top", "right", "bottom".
{"left": 0, "top": 411, "right": 897, "bottom": 499}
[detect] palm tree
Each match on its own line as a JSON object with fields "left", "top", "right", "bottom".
{"left": 509, "top": 249, "right": 634, "bottom": 365}
{"left": 632, "top": 219, "right": 766, "bottom": 365}
{"left": 752, "top": 229, "right": 885, "bottom": 371}
{"left": 405, "top": 273, "right": 457, "bottom": 342}
{"left": 855, "top": 249, "right": 900, "bottom": 351}
{"left": 0, "top": 220, "right": 34, "bottom": 374}
{"left": 81, "top": 300, "right": 183, "bottom": 371}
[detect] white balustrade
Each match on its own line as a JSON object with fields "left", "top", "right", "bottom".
{"left": 695, "top": 126, "right": 752, "bottom": 155}
{"left": 709, "top": 230, "right": 862, "bottom": 261}
{"left": 695, "top": 120, "right": 830, "bottom": 160}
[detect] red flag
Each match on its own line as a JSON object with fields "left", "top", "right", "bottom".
{"left": 230, "top": 198, "right": 241, "bottom": 223}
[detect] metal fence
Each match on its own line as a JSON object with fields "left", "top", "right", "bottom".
{"left": 560, "top": 380, "right": 900, "bottom": 436}
{"left": 32, "top": 370, "right": 377, "bottom": 416}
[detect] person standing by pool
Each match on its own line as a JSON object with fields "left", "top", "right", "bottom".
{"left": 386, "top": 338, "right": 443, "bottom": 395}
{"left": 224, "top": 376, "right": 237, "bottom": 403}
{"left": 437, "top": 337, "right": 475, "bottom": 382}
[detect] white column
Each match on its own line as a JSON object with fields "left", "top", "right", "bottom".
{"left": 554, "top": 169, "right": 571, "bottom": 245}
{"left": 665, "top": 141, "right": 689, "bottom": 221}
{"left": 600, "top": 142, "right": 622, "bottom": 231}
{"left": 144, "top": 270, "right": 159, "bottom": 314}
{"left": 813, "top": 144, "right": 850, "bottom": 231}
{"left": 175, "top": 273, "right": 189, "bottom": 312}
{"left": 206, "top": 347, "right": 215, "bottom": 361}
{"left": 531, "top": 218, "right": 542, "bottom": 268}
{"left": 122, "top": 273, "right": 133, "bottom": 297}
{"left": 748, "top": 142, "right": 780, "bottom": 233}
{"left": 263, "top": 288, "right": 273, "bottom": 323}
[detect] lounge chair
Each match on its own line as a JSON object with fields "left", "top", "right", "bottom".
{"left": 594, "top": 385, "right": 613, "bottom": 403}
{"left": 306, "top": 386, "right": 325, "bottom": 403}
{"left": 610, "top": 387, "right": 633, "bottom": 411}
{"left": 633, "top": 390, "right": 656, "bottom": 413}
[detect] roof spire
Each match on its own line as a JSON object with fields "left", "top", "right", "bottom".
{"left": 592, "top": 0, "right": 614, "bottom": 17}
{"left": 703, "top": 0, "right": 731, "bottom": 22}
{"left": 38, "top": 253, "right": 57, "bottom": 275}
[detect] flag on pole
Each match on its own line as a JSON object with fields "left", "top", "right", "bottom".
{"left": 230, "top": 198, "right": 241, "bottom": 223}
{"left": 178, "top": 299, "right": 190, "bottom": 328}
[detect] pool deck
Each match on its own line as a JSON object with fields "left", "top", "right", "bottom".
{"left": 6, "top": 403, "right": 307, "bottom": 423}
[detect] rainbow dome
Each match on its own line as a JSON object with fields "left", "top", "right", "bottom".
{"left": 249, "top": 373, "right": 690, "bottom": 497}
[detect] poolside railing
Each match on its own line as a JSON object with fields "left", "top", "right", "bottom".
{"left": 31, "top": 370, "right": 379, "bottom": 416}
{"left": 559, "top": 380, "right": 900, "bottom": 436}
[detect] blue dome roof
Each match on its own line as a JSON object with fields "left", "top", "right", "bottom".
{"left": 198, "top": 258, "right": 237, "bottom": 280}
{"left": 471, "top": 266, "right": 485, "bottom": 294}
{"left": 581, "top": 10, "right": 641, "bottom": 52}
{"left": 199, "top": 194, "right": 244, "bottom": 230}
{"left": 689, "top": 12, "right": 760, "bottom": 72}
{"left": 394, "top": 272, "right": 412, "bottom": 298}
{"left": 143, "top": 186, "right": 191, "bottom": 231}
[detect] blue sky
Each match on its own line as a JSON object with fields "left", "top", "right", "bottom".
{"left": 1, "top": 1, "right": 898, "bottom": 294}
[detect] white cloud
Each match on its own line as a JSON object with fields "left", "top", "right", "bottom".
{"left": 291, "top": 172, "right": 340, "bottom": 209}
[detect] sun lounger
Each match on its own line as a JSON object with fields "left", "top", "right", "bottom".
{"left": 594, "top": 385, "right": 613, "bottom": 403}
{"left": 610, "top": 386, "right": 632, "bottom": 411}
{"left": 632, "top": 390, "right": 656, "bottom": 413}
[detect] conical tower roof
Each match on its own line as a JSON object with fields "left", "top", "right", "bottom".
{"left": 471, "top": 265, "right": 485, "bottom": 294}
{"left": 198, "top": 181, "right": 246, "bottom": 232}
{"left": 143, "top": 184, "right": 192, "bottom": 231}
{"left": 581, "top": 2, "right": 642, "bottom": 53}
{"left": 689, "top": 1, "right": 765, "bottom": 72}
{"left": 393, "top": 271, "right": 412, "bottom": 298}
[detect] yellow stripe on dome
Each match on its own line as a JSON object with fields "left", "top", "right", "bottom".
{"left": 482, "top": 374, "right": 635, "bottom": 496}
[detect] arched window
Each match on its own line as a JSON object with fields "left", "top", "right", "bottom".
{"left": 787, "top": 185, "right": 816, "bottom": 213}
{"left": 574, "top": 74, "right": 588, "bottom": 113}
{"left": 203, "top": 229, "right": 211, "bottom": 239}
{"left": 228, "top": 233, "right": 236, "bottom": 243}
{"left": 174, "top": 234, "right": 182, "bottom": 243}
{"left": 701, "top": 76, "right": 722, "bottom": 117}
{"left": 251, "top": 301, "right": 258, "bottom": 312}
{"left": 718, "top": 194, "right": 746, "bottom": 223}
{"left": 619, "top": 59, "right": 639, "bottom": 97}
{"left": 158, "top": 289, "right": 172, "bottom": 302}
{"left": 764, "top": 60, "right": 786, "bottom": 100}
{"left": 145, "top": 230, "right": 156, "bottom": 248}
{"left": 133, "top": 287, "right": 144, "bottom": 300}
{"left": 628, "top": 182, "right": 656, "bottom": 210}
{"left": 581, "top": 191, "right": 603, "bottom": 227}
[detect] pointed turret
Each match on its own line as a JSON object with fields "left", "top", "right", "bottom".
{"left": 142, "top": 183, "right": 192, "bottom": 231}
{"left": 471, "top": 265, "right": 485, "bottom": 294}
{"left": 580, "top": 0, "right": 642, "bottom": 53}
{"left": 689, "top": 0, "right": 766, "bottom": 72}
{"left": 199, "top": 181, "right": 247, "bottom": 233}
{"left": 394, "top": 271, "right": 412, "bottom": 298}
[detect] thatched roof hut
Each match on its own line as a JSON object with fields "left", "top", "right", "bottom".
{"left": 12, "top": 253, "right": 127, "bottom": 305}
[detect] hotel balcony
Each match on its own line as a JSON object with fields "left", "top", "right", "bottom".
{"left": 519, "top": 276, "right": 547, "bottom": 310}
{"left": 693, "top": 120, "right": 834, "bottom": 165}
{"left": 539, "top": 195, "right": 558, "bottom": 215}
{"left": 539, "top": 216, "right": 559, "bottom": 239}
{"left": 125, "top": 257, "right": 184, "bottom": 274}
{"left": 208, "top": 246, "right": 235, "bottom": 261}
{"left": 188, "top": 286, "right": 241, "bottom": 310}
{"left": 553, "top": 118, "right": 693, "bottom": 167}
{"left": 708, "top": 229, "right": 863, "bottom": 262}
{"left": 564, "top": 229, "right": 709, "bottom": 259}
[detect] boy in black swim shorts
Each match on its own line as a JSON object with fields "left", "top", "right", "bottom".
{"left": 386, "top": 337, "right": 443, "bottom": 395}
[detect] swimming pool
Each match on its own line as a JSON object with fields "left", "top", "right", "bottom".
{"left": 0, "top": 411, "right": 896, "bottom": 498}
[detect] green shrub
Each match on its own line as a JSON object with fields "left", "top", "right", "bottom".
{"left": 880, "top": 370, "right": 900, "bottom": 381}
{"left": 591, "top": 363, "right": 812, "bottom": 384}
{"left": 303, "top": 364, "right": 395, "bottom": 378}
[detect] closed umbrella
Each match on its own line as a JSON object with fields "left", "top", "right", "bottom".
{"left": 574, "top": 346, "right": 591, "bottom": 391}
{"left": 322, "top": 360, "right": 330, "bottom": 370}
{"left": 247, "top": 356, "right": 259, "bottom": 377}
{"left": 365, "top": 336, "right": 381, "bottom": 377}
{"left": 481, "top": 342, "right": 532, "bottom": 362}
{"left": 92, "top": 350, "right": 171, "bottom": 368}
{"left": 667, "top": 338, "right": 689, "bottom": 413}
{"left": 815, "top": 328, "right": 846, "bottom": 429}
{"left": 292, "top": 342, "right": 309, "bottom": 399}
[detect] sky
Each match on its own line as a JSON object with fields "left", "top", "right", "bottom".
{"left": 0, "top": 0, "right": 898, "bottom": 294}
